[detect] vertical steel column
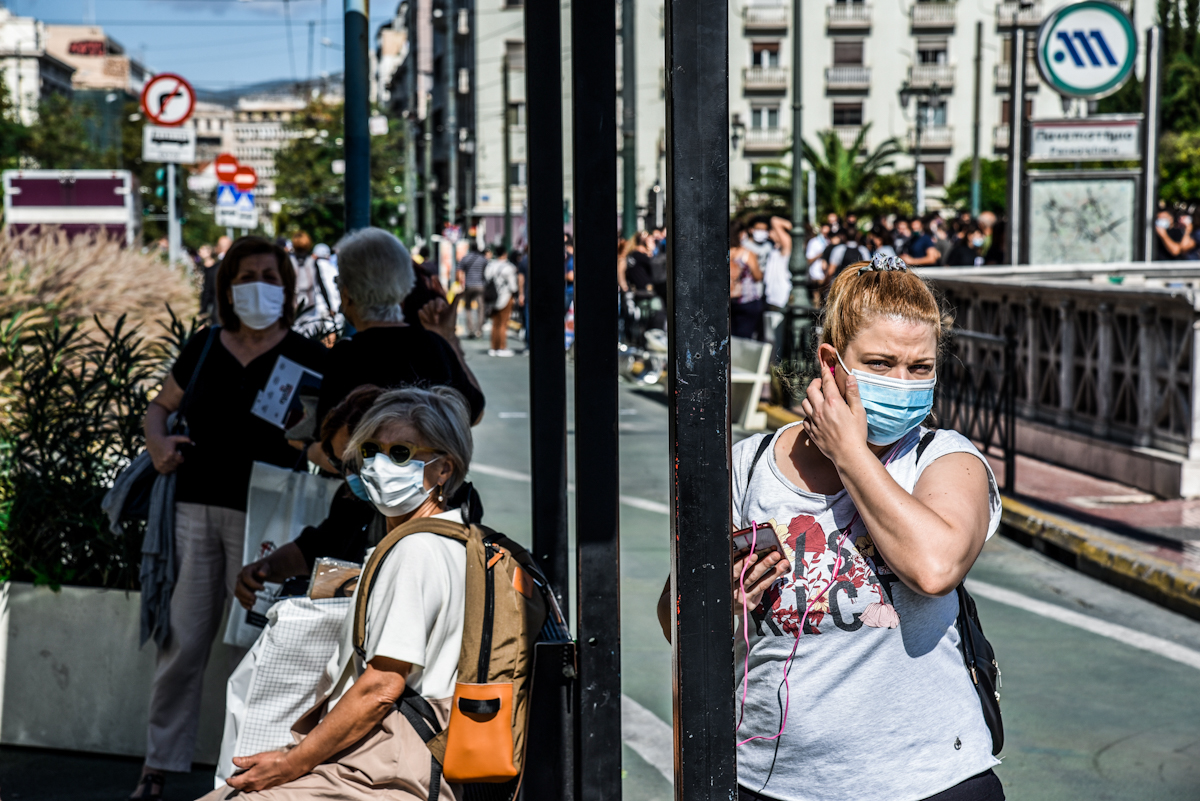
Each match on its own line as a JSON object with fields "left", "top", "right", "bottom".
{"left": 405, "top": 7, "right": 418, "bottom": 247}
{"left": 1006, "top": 27, "right": 1026, "bottom": 266}
{"left": 664, "top": 0, "right": 736, "bottom": 796}
{"left": 344, "top": 0, "right": 371, "bottom": 232}
{"left": 502, "top": 53, "right": 513, "bottom": 253}
{"left": 970, "top": 20, "right": 982, "bottom": 218}
{"left": 1140, "top": 26, "right": 1163, "bottom": 262}
{"left": 788, "top": 0, "right": 805, "bottom": 278}
{"left": 621, "top": 0, "right": 637, "bottom": 238}
{"left": 523, "top": 0, "right": 569, "bottom": 617}
{"left": 446, "top": 0, "right": 458, "bottom": 231}
{"left": 423, "top": 96, "right": 434, "bottom": 244}
{"left": 572, "top": 0, "right": 621, "bottom": 795}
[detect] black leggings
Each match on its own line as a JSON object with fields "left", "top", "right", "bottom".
{"left": 738, "top": 770, "right": 1005, "bottom": 801}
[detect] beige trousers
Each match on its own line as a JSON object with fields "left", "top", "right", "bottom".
{"left": 198, "top": 700, "right": 456, "bottom": 801}
{"left": 146, "top": 502, "right": 247, "bottom": 772}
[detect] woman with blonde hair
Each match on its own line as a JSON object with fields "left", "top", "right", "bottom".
{"left": 659, "top": 252, "right": 1004, "bottom": 801}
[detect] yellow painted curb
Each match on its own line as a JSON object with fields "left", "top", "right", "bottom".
{"left": 1001, "top": 496, "right": 1200, "bottom": 619}
{"left": 759, "top": 403, "right": 802, "bottom": 430}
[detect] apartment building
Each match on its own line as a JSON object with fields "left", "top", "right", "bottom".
{"left": 0, "top": 9, "right": 75, "bottom": 126}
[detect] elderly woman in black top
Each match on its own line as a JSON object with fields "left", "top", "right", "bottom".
{"left": 132, "top": 237, "right": 328, "bottom": 801}
{"left": 310, "top": 228, "right": 485, "bottom": 476}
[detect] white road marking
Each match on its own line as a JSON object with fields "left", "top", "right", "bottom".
{"left": 471, "top": 463, "right": 671, "bottom": 516}
{"left": 621, "top": 694, "right": 674, "bottom": 785}
{"left": 967, "top": 579, "right": 1200, "bottom": 671}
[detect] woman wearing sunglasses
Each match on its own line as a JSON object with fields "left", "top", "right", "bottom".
{"left": 204, "top": 385, "right": 474, "bottom": 801}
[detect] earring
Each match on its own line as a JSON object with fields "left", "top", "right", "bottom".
{"left": 437, "top": 484, "right": 445, "bottom": 503}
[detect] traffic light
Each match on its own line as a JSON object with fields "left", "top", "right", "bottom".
{"left": 154, "top": 168, "right": 167, "bottom": 199}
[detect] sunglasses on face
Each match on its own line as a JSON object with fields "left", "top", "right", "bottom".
{"left": 360, "top": 439, "right": 443, "bottom": 466}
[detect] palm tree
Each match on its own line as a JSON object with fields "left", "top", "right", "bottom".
{"left": 800, "top": 124, "right": 903, "bottom": 219}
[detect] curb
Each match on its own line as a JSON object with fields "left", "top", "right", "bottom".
{"left": 1000, "top": 496, "right": 1200, "bottom": 622}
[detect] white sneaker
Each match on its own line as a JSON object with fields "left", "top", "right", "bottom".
{"left": 494, "top": 349, "right": 515, "bottom": 357}
{"left": 487, "top": 349, "right": 498, "bottom": 356}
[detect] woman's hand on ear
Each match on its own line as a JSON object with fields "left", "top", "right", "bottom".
{"left": 800, "top": 368, "right": 869, "bottom": 463}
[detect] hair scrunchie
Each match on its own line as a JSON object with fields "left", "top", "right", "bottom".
{"left": 858, "top": 252, "right": 909, "bottom": 275}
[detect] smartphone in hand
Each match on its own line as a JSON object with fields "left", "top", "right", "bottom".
{"left": 732, "top": 523, "right": 782, "bottom": 557}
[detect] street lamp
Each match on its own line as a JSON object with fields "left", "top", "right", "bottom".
{"left": 730, "top": 112, "right": 746, "bottom": 153}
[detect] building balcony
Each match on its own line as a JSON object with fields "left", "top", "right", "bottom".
{"left": 743, "top": 128, "right": 789, "bottom": 152}
{"left": 743, "top": 4, "right": 789, "bottom": 30}
{"left": 826, "top": 3, "right": 872, "bottom": 29}
{"left": 910, "top": 1, "right": 956, "bottom": 28}
{"left": 993, "top": 124, "right": 1010, "bottom": 150}
{"left": 995, "top": 60, "right": 1040, "bottom": 88}
{"left": 744, "top": 65, "right": 789, "bottom": 91}
{"left": 908, "top": 124, "right": 954, "bottom": 150}
{"left": 908, "top": 63, "right": 956, "bottom": 89}
{"left": 825, "top": 65, "right": 871, "bottom": 90}
{"left": 997, "top": 0, "right": 1130, "bottom": 27}
{"left": 834, "top": 125, "right": 867, "bottom": 150}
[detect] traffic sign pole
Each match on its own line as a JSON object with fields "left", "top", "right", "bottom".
{"left": 168, "top": 163, "right": 179, "bottom": 268}
{"left": 1141, "top": 25, "right": 1163, "bottom": 262}
{"left": 344, "top": 0, "right": 371, "bottom": 233}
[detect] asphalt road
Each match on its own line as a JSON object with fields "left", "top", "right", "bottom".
{"left": 6, "top": 336, "right": 1200, "bottom": 801}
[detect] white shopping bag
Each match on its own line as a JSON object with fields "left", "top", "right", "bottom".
{"left": 224, "top": 462, "right": 343, "bottom": 648}
{"left": 216, "top": 596, "right": 352, "bottom": 787}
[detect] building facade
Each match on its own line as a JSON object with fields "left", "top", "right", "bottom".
{"left": 0, "top": 9, "right": 75, "bottom": 126}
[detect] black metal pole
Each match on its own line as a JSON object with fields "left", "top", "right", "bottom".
{"left": 343, "top": 0, "right": 370, "bottom": 232}
{"left": 621, "top": 0, "right": 637, "bottom": 238}
{"left": 788, "top": 0, "right": 804, "bottom": 278}
{"left": 571, "top": 0, "right": 621, "bottom": 795}
{"left": 1004, "top": 325, "right": 1017, "bottom": 493}
{"left": 1140, "top": 25, "right": 1163, "bottom": 262}
{"left": 664, "top": 0, "right": 735, "bottom": 796}
{"left": 502, "top": 53, "right": 513, "bottom": 253}
{"left": 1006, "top": 27, "right": 1026, "bottom": 266}
{"left": 523, "top": 0, "right": 568, "bottom": 620}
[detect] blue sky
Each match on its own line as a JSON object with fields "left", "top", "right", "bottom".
{"left": 9, "top": 0, "right": 397, "bottom": 90}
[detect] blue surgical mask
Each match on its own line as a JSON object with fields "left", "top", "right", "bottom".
{"left": 836, "top": 352, "right": 936, "bottom": 445}
{"left": 345, "top": 473, "right": 371, "bottom": 502}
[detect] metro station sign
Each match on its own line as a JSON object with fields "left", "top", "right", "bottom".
{"left": 1036, "top": 1, "right": 1137, "bottom": 100}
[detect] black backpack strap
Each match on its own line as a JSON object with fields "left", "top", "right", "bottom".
{"left": 915, "top": 430, "right": 936, "bottom": 464}
{"left": 174, "top": 326, "right": 219, "bottom": 433}
{"left": 396, "top": 687, "right": 445, "bottom": 801}
{"left": 745, "top": 433, "right": 775, "bottom": 487}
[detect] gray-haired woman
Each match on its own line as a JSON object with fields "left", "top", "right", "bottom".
{"left": 201, "top": 386, "right": 474, "bottom": 801}
{"left": 312, "top": 229, "right": 484, "bottom": 461}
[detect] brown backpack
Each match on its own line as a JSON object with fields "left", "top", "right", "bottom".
{"left": 353, "top": 517, "right": 550, "bottom": 796}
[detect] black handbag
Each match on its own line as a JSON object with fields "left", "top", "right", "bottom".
{"left": 956, "top": 583, "right": 1004, "bottom": 754}
{"left": 117, "top": 327, "right": 219, "bottom": 521}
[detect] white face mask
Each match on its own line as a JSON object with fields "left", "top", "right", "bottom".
{"left": 231, "top": 282, "right": 285, "bottom": 329}
{"left": 751, "top": 229, "right": 770, "bottom": 244}
{"left": 359, "top": 454, "right": 440, "bottom": 516}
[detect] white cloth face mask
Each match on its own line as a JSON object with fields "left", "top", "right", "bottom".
{"left": 359, "top": 454, "right": 439, "bottom": 516}
{"left": 231, "top": 282, "right": 285, "bottom": 329}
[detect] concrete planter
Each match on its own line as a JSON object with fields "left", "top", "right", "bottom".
{"left": 0, "top": 581, "right": 233, "bottom": 763}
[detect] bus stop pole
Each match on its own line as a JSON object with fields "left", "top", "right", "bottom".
{"left": 663, "top": 0, "right": 737, "bottom": 797}
{"left": 571, "top": 0, "right": 622, "bottom": 796}
{"left": 343, "top": 0, "right": 371, "bottom": 232}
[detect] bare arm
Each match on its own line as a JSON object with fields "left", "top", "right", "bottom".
{"left": 234, "top": 541, "right": 311, "bottom": 609}
{"left": 226, "top": 657, "right": 411, "bottom": 792}
{"left": 1155, "top": 225, "right": 1184, "bottom": 256}
{"left": 144, "top": 375, "right": 191, "bottom": 474}
{"left": 906, "top": 244, "right": 942, "bottom": 267}
{"left": 800, "top": 375, "right": 991, "bottom": 596}
{"left": 770, "top": 216, "right": 793, "bottom": 257}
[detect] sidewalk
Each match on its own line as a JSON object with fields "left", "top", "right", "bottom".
{"left": 760, "top": 404, "right": 1200, "bottom": 620}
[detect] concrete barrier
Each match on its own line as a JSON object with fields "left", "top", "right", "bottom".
{"left": 0, "top": 582, "right": 234, "bottom": 763}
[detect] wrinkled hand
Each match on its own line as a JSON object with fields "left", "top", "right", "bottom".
{"left": 147, "top": 434, "right": 190, "bottom": 475}
{"left": 733, "top": 549, "right": 791, "bottom": 611}
{"left": 227, "top": 750, "right": 304, "bottom": 793}
{"left": 235, "top": 561, "right": 269, "bottom": 610}
{"left": 419, "top": 297, "right": 457, "bottom": 342}
{"left": 800, "top": 370, "right": 869, "bottom": 464}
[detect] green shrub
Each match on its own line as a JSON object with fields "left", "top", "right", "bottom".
{"left": 0, "top": 310, "right": 196, "bottom": 589}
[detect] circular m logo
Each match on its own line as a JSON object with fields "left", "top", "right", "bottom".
{"left": 1036, "top": 1, "right": 1137, "bottom": 99}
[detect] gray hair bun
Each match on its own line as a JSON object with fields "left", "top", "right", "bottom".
{"left": 858, "top": 252, "right": 909, "bottom": 275}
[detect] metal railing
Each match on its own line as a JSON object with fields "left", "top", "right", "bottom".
{"left": 909, "top": 63, "right": 956, "bottom": 87}
{"left": 834, "top": 124, "right": 867, "bottom": 149}
{"left": 743, "top": 65, "right": 789, "bottom": 90}
{"left": 827, "top": 2, "right": 872, "bottom": 28}
{"left": 995, "top": 60, "right": 1040, "bottom": 88}
{"left": 743, "top": 127, "right": 789, "bottom": 151}
{"left": 997, "top": 0, "right": 1129, "bottom": 26}
{"left": 744, "top": 4, "right": 789, "bottom": 29}
{"left": 825, "top": 65, "right": 871, "bottom": 89}
{"left": 993, "top": 123, "right": 1010, "bottom": 150}
{"left": 911, "top": 1, "right": 956, "bottom": 27}
{"left": 936, "top": 328, "right": 1018, "bottom": 493}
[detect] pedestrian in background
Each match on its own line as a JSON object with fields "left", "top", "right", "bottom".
{"left": 456, "top": 244, "right": 489, "bottom": 339}
{"left": 904, "top": 217, "right": 941, "bottom": 267}
{"left": 484, "top": 250, "right": 520, "bottom": 357}
{"left": 729, "top": 220, "right": 764, "bottom": 340}
{"left": 1154, "top": 209, "right": 1198, "bottom": 261}
{"left": 200, "top": 234, "right": 232, "bottom": 322}
{"left": 131, "top": 237, "right": 329, "bottom": 801}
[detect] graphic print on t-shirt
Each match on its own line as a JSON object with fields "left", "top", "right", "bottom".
{"left": 755, "top": 513, "right": 902, "bottom": 637}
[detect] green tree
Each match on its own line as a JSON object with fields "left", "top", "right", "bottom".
{"left": 0, "top": 69, "right": 28, "bottom": 171}
{"left": 943, "top": 158, "right": 1008, "bottom": 214}
{"left": 273, "top": 99, "right": 408, "bottom": 246}
{"left": 800, "top": 125, "right": 904, "bottom": 219}
{"left": 21, "top": 93, "right": 100, "bottom": 169}
{"left": 1159, "top": 131, "right": 1200, "bottom": 206}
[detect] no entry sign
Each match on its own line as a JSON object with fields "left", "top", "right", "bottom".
{"left": 215, "top": 153, "right": 239, "bottom": 183}
{"left": 140, "top": 73, "right": 196, "bottom": 127}
{"left": 233, "top": 165, "right": 258, "bottom": 192}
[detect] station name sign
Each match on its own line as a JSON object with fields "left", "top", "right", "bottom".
{"left": 1028, "top": 117, "right": 1141, "bottom": 161}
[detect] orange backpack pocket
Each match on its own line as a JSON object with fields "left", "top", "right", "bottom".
{"left": 442, "top": 681, "right": 517, "bottom": 783}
